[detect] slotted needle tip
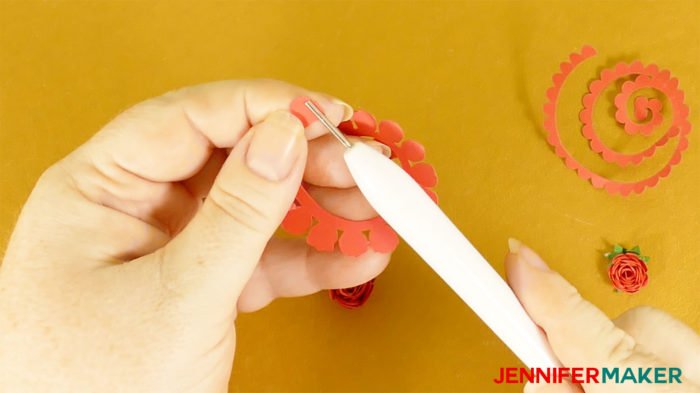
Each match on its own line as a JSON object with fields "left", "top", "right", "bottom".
{"left": 304, "top": 100, "right": 352, "bottom": 149}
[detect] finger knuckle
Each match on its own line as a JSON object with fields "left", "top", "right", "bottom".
{"left": 36, "top": 162, "right": 66, "bottom": 185}
{"left": 207, "top": 182, "right": 272, "bottom": 235}
{"left": 604, "top": 326, "right": 637, "bottom": 364}
{"left": 626, "top": 305, "right": 657, "bottom": 318}
{"left": 543, "top": 284, "right": 582, "bottom": 330}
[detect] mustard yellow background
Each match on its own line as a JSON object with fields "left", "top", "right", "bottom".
{"left": 1, "top": 1, "right": 698, "bottom": 392}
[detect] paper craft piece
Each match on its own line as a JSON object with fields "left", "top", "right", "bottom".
{"left": 289, "top": 96, "right": 324, "bottom": 127}
{"left": 285, "top": 96, "right": 438, "bottom": 257}
{"left": 605, "top": 245, "right": 650, "bottom": 294}
{"left": 544, "top": 45, "right": 692, "bottom": 195}
{"left": 286, "top": 96, "right": 438, "bottom": 308}
{"left": 329, "top": 279, "right": 375, "bottom": 309}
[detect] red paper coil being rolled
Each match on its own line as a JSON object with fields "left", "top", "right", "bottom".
{"left": 286, "top": 96, "right": 438, "bottom": 308}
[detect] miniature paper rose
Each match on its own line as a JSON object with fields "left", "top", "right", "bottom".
{"left": 329, "top": 280, "right": 375, "bottom": 309}
{"left": 606, "top": 245, "right": 649, "bottom": 294}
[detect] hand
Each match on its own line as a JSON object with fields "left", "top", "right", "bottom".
{"left": 0, "top": 80, "right": 391, "bottom": 392}
{"left": 506, "top": 240, "right": 700, "bottom": 392}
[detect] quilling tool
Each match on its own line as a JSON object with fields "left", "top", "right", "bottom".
{"left": 305, "top": 100, "right": 559, "bottom": 368}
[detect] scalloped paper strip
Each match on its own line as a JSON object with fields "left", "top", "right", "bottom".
{"left": 286, "top": 96, "right": 438, "bottom": 257}
{"left": 544, "top": 45, "right": 691, "bottom": 195}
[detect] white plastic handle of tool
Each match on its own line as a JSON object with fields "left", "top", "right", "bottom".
{"left": 344, "top": 142, "right": 560, "bottom": 368}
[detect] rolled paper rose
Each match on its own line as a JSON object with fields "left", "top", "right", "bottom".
{"left": 608, "top": 252, "right": 649, "bottom": 293}
{"left": 329, "top": 280, "right": 375, "bottom": 309}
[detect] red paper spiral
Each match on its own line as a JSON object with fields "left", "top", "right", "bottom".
{"left": 544, "top": 46, "right": 691, "bottom": 195}
{"left": 285, "top": 97, "right": 438, "bottom": 257}
{"left": 329, "top": 280, "right": 375, "bottom": 309}
{"left": 285, "top": 97, "right": 439, "bottom": 308}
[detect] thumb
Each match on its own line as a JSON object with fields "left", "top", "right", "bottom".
{"left": 155, "top": 110, "right": 306, "bottom": 310}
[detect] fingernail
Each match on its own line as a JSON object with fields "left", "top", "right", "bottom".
{"left": 246, "top": 110, "right": 304, "bottom": 181}
{"left": 365, "top": 140, "right": 392, "bottom": 157}
{"left": 332, "top": 98, "right": 354, "bottom": 121}
{"left": 508, "top": 238, "right": 521, "bottom": 253}
{"left": 509, "top": 238, "right": 550, "bottom": 271}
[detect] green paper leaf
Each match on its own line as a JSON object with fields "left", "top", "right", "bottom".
{"left": 630, "top": 246, "right": 641, "bottom": 255}
{"left": 641, "top": 256, "right": 650, "bottom": 263}
{"left": 613, "top": 245, "right": 623, "bottom": 254}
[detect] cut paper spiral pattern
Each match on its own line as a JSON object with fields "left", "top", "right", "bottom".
{"left": 285, "top": 97, "right": 438, "bottom": 257}
{"left": 286, "top": 96, "right": 439, "bottom": 308}
{"left": 544, "top": 45, "right": 691, "bottom": 195}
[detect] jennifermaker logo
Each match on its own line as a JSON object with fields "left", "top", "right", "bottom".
{"left": 494, "top": 367, "right": 683, "bottom": 385}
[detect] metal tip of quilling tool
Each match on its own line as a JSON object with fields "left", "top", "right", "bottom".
{"left": 304, "top": 100, "right": 352, "bottom": 149}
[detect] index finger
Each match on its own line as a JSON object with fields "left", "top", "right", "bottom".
{"left": 72, "top": 79, "right": 352, "bottom": 183}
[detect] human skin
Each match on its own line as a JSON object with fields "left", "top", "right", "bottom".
{"left": 0, "top": 80, "right": 698, "bottom": 393}
{"left": 506, "top": 239, "right": 700, "bottom": 392}
{"left": 0, "top": 80, "right": 393, "bottom": 392}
